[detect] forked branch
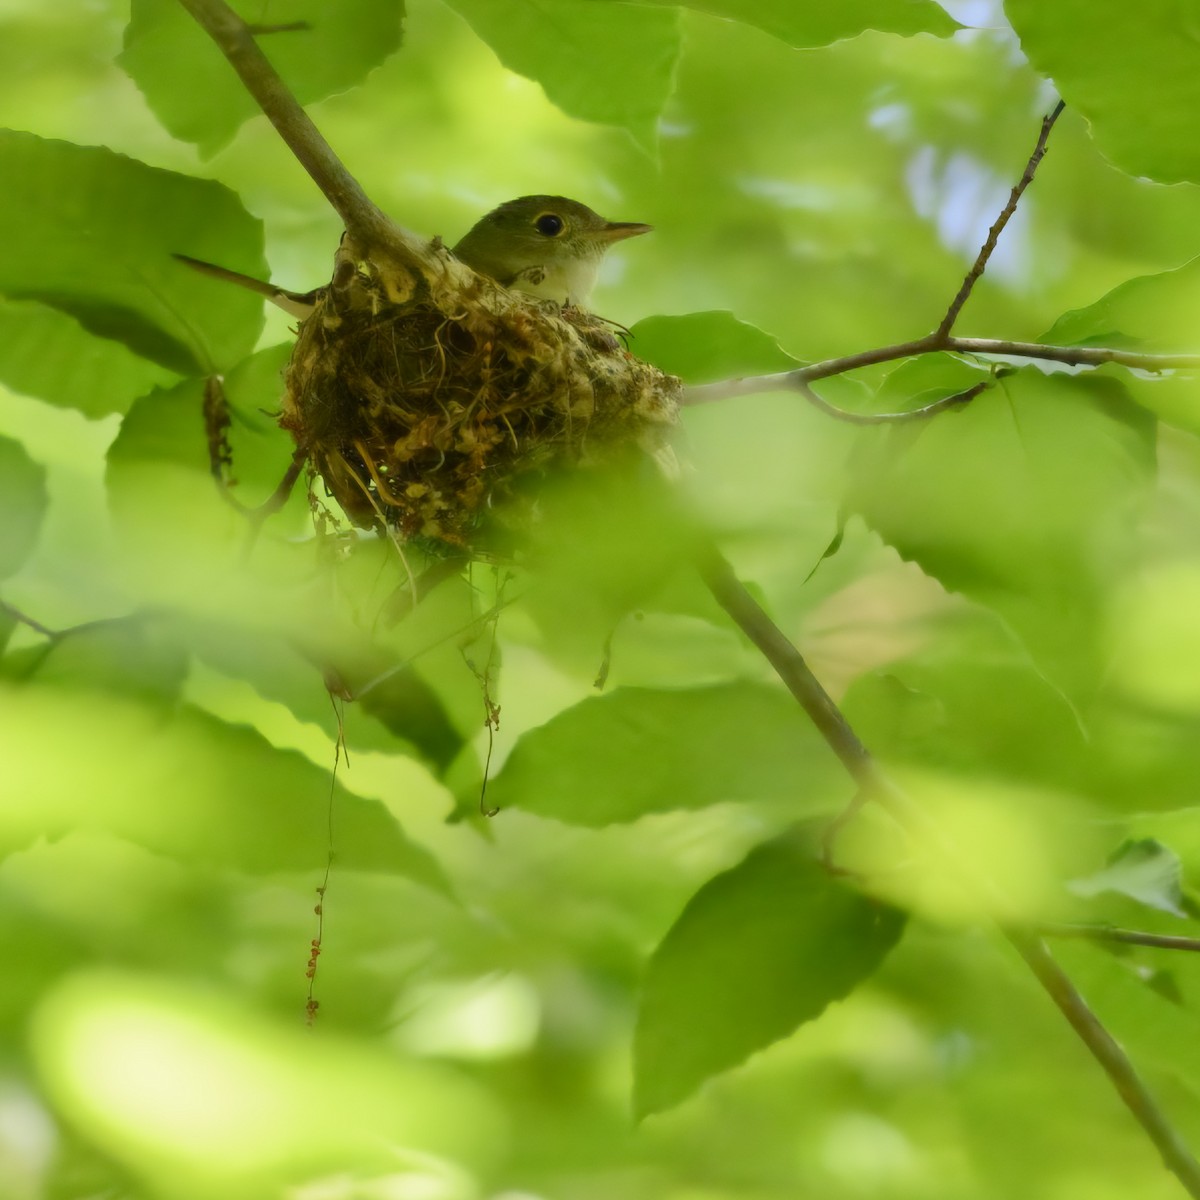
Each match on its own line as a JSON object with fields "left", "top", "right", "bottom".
{"left": 685, "top": 99, "right": 1200, "bottom": 420}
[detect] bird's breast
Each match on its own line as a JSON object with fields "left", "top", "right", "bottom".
{"left": 508, "top": 257, "right": 601, "bottom": 307}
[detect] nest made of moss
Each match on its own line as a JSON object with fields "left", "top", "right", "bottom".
{"left": 279, "top": 235, "right": 682, "bottom": 549}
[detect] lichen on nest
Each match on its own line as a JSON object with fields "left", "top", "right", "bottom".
{"left": 279, "top": 237, "right": 682, "bottom": 548}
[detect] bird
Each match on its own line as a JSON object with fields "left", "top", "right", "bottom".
{"left": 174, "top": 195, "right": 652, "bottom": 317}
{"left": 451, "top": 195, "right": 651, "bottom": 307}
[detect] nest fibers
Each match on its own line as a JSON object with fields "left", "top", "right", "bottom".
{"left": 279, "top": 234, "right": 682, "bottom": 548}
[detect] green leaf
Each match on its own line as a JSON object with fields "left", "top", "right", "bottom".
{"left": 511, "top": 465, "right": 705, "bottom": 674}
{"left": 120, "top": 0, "right": 406, "bottom": 157}
{"left": 842, "top": 605, "right": 1088, "bottom": 791}
{"left": 0, "top": 436, "right": 47, "bottom": 581}
{"left": 0, "top": 684, "right": 450, "bottom": 893}
{"left": 444, "top": 0, "right": 681, "bottom": 146}
{"left": 629, "top": 310, "right": 876, "bottom": 417}
{"left": 187, "top": 614, "right": 470, "bottom": 771}
{"left": 1068, "top": 839, "right": 1191, "bottom": 919}
{"left": 623, "top": 0, "right": 958, "bottom": 47}
{"left": 630, "top": 310, "right": 799, "bottom": 382}
{"left": 0, "top": 298, "right": 174, "bottom": 418}
{"left": 1042, "top": 257, "right": 1200, "bottom": 433}
{"left": 1042, "top": 259, "right": 1200, "bottom": 352}
{"left": 12, "top": 619, "right": 189, "bottom": 704}
{"left": 0, "top": 131, "right": 266, "bottom": 375}
{"left": 847, "top": 368, "right": 1156, "bottom": 694}
{"left": 872, "top": 352, "right": 994, "bottom": 411}
{"left": 106, "top": 345, "right": 299, "bottom": 546}
{"left": 1006, "top": 0, "right": 1200, "bottom": 184}
{"left": 634, "top": 828, "right": 905, "bottom": 1116}
{"left": 479, "top": 682, "right": 843, "bottom": 825}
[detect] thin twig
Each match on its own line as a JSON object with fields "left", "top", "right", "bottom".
{"left": 0, "top": 600, "right": 59, "bottom": 639}
{"left": 245, "top": 21, "right": 311, "bottom": 34}
{"left": 1040, "top": 924, "right": 1200, "bottom": 953}
{"left": 936, "top": 100, "right": 1065, "bottom": 338}
{"left": 176, "top": 0, "right": 401, "bottom": 249}
{"left": 0, "top": 602, "right": 163, "bottom": 646}
{"left": 698, "top": 546, "right": 1200, "bottom": 1199}
{"left": 795, "top": 377, "right": 989, "bottom": 425}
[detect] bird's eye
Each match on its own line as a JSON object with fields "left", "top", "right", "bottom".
{"left": 535, "top": 213, "right": 565, "bottom": 236}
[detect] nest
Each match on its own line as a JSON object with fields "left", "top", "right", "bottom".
{"left": 279, "top": 235, "right": 682, "bottom": 549}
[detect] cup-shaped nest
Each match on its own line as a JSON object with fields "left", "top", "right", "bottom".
{"left": 279, "top": 238, "right": 681, "bottom": 547}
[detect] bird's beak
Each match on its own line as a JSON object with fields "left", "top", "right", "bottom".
{"left": 599, "top": 221, "right": 654, "bottom": 243}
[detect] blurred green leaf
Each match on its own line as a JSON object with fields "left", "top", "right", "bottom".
{"left": 635, "top": 827, "right": 905, "bottom": 1116}
{"left": 32, "top": 971, "right": 499, "bottom": 1198}
{"left": 444, "top": 0, "right": 680, "bottom": 146}
{"left": 0, "top": 683, "right": 450, "bottom": 892}
{"left": 0, "top": 435, "right": 47, "bottom": 580}
{"left": 508, "top": 464, "right": 705, "bottom": 674}
{"left": 842, "top": 605, "right": 1088, "bottom": 791}
{"left": 1006, "top": 0, "right": 1200, "bottom": 184}
{"left": 847, "top": 368, "right": 1156, "bottom": 695}
{"left": 480, "top": 682, "right": 843, "bottom": 824}
{"left": 624, "top": 0, "right": 958, "bottom": 46}
{"left": 106, "top": 345, "right": 299, "bottom": 552}
{"left": 1042, "top": 257, "right": 1200, "bottom": 433}
{"left": 187, "top": 612, "right": 470, "bottom": 771}
{"left": 0, "top": 131, "right": 265, "bottom": 374}
{"left": 0, "top": 297, "right": 175, "bottom": 417}
{"left": 1068, "top": 839, "right": 1192, "bottom": 919}
{"left": 8, "top": 617, "right": 189, "bottom": 703}
{"left": 120, "top": 0, "right": 406, "bottom": 156}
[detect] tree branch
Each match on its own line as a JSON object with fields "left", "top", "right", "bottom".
{"left": 698, "top": 547, "right": 1200, "bottom": 1199}
{"left": 936, "top": 100, "right": 1065, "bottom": 338}
{"left": 176, "top": 0, "right": 406, "bottom": 250}
{"left": 683, "top": 335, "right": 1200, "bottom": 407}
{"left": 1040, "top": 923, "right": 1200, "bottom": 953}
{"left": 684, "top": 100, "right": 1200, "bottom": 420}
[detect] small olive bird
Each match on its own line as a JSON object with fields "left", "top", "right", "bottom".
{"left": 175, "top": 195, "right": 651, "bottom": 315}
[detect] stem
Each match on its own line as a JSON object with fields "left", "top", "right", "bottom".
{"left": 1041, "top": 924, "right": 1200, "bottom": 953}
{"left": 696, "top": 548, "right": 871, "bottom": 778}
{"left": 698, "top": 547, "right": 1200, "bottom": 1199}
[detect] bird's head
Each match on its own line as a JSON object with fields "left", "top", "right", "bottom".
{"left": 452, "top": 195, "right": 652, "bottom": 306}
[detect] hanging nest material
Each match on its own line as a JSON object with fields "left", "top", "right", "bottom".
{"left": 279, "top": 234, "right": 682, "bottom": 548}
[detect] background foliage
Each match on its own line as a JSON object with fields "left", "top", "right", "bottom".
{"left": 5, "top": 1, "right": 1200, "bottom": 1197}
